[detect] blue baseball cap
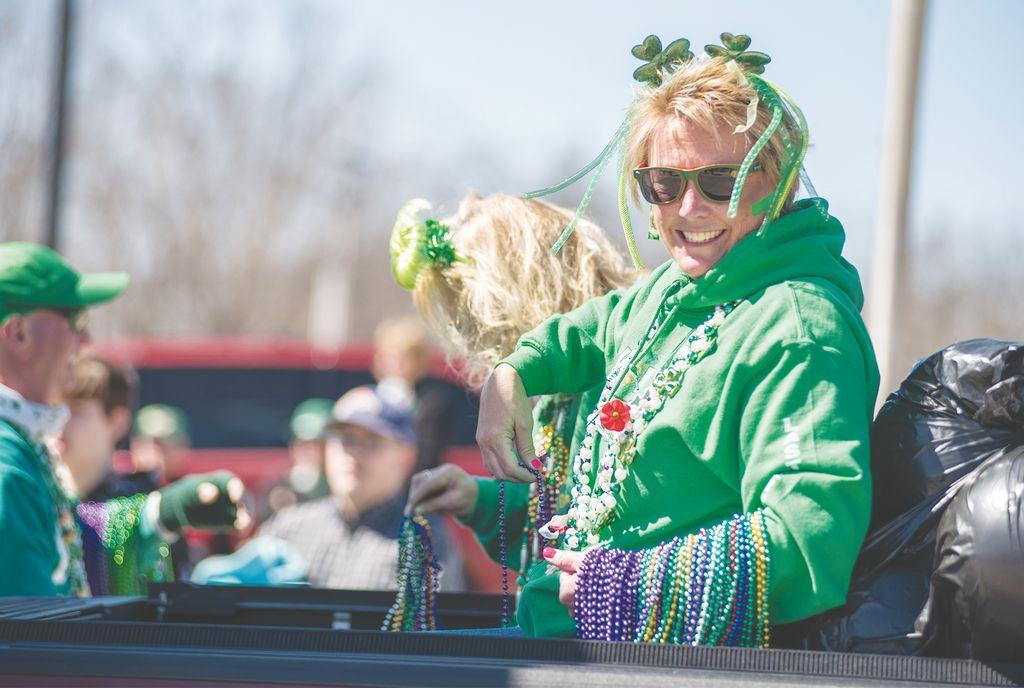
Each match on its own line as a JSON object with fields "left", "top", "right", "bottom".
{"left": 328, "top": 386, "right": 416, "bottom": 445}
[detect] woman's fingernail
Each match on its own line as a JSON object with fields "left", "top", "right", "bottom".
{"left": 531, "top": 458, "right": 543, "bottom": 469}
{"left": 542, "top": 546, "right": 556, "bottom": 559}
{"left": 552, "top": 525, "right": 566, "bottom": 533}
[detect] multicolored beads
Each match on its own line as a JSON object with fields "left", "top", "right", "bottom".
{"left": 574, "top": 510, "right": 771, "bottom": 647}
{"left": 383, "top": 514, "right": 442, "bottom": 631}
{"left": 520, "top": 394, "right": 575, "bottom": 570}
{"left": 77, "top": 494, "right": 172, "bottom": 596}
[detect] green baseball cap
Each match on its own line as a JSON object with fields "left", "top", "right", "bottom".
{"left": 290, "top": 398, "right": 334, "bottom": 441}
{"left": 0, "top": 242, "right": 130, "bottom": 323}
{"left": 134, "top": 404, "right": 190, "bottom": 443}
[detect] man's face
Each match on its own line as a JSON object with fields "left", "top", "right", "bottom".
{"left": 289, "top": 437, "right": 326, "bottom": 470}
{"left": 21, "top": 310, "right": 90, "bottom": 405}
{"left": 324, "top": 424, "right": 414, "bottom": 510}
{"left": 129, "top": 436, "right": 188, "bottom": 485}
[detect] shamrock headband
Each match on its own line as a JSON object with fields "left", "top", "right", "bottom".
{"left": 525, "top": 32, "right": 811, "bottom": 269}
{"left": 389, "top": 199, "right": 465, "bottom": 290}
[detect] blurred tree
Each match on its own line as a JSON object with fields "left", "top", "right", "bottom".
{"left": 62, "top": 1, "right": 376, "bottom": 339}
{"left": 0, "top": 2, "right": 54, "bottom": 242}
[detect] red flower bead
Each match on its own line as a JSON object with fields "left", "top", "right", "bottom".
{"left": 600, "top": 399, "right": 631, "bottom": 432}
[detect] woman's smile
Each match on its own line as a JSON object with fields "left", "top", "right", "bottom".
{"left": 675, "top": 227, "right": 727, "bottom": 245}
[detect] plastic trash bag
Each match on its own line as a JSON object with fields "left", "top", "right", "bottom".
{"left": 783, "top": 339, "right": 1024, "bottom": 656}
{"left": 918, "top": 446, "right": 1024, "bottom": 661}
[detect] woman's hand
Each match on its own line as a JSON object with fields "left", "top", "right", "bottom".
{"left": 476, "top": 364, "right": 539, "bottom": 483}
{"left": 405, "top": 464, "right": 479, "bottom": 519}
{"left": 543, "top": 546, "right": 589, "bottom": 617}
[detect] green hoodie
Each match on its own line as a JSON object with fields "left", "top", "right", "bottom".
{"left": 494, "top": 198, "right": 879, "bottom": 638}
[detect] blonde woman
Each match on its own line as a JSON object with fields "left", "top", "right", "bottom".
{"left": 477, "top": 34, "right": 879, "bottom": 642}
{"left": 391, "top": 192, "right": 640, "bottom": 597}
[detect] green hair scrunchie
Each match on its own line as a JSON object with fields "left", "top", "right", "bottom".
{"left": 389, "top": 199, "right": 464, "bottom": 290}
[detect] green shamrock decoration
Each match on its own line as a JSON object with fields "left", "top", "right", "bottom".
{"left": 631, "top": 35, "right": 694, "bottom": 87}
{"left": 704, "top": 32, "right": 771, "bottom": 74}
{"left": 422, "top": 219, "right": 460, "bottom": 268}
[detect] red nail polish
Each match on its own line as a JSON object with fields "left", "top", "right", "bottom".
{"left": 531, "top": 458, "right": 543, "bottom": 469}
{"left": 542, "top": 546, "right": 556, "bottom": 559}
{"left": 552, "top": 525, "right": 567, "bottom": 533}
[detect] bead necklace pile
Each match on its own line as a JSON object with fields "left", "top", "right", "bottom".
{"left": 574, "top": 510, "right": 771, "bottom": 647}
{"left": 564, "top": 302, "right": 738, "bottom": 550}
{"left": 77, "top": 495, "right": 171, "bottom": 596}
{"left": 383, "top": 514, "right": 442, "bottom": 631}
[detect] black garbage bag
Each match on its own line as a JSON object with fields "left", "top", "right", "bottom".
{"left": 918, "top": 446, "right": 1024, "bottom": 661}
{"left": 783, "top": 339, "right": 1024, "bottom": 655}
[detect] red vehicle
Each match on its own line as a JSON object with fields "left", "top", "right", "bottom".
{"left": 93, "top": 338, "right": 501, "bottom": 591}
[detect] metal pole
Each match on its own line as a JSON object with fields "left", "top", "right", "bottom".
{"left": 44, "top": 0, "right": 74, "bottom": 251}
{"left": 869, "top": 0, "right": 928, "bottom": 410}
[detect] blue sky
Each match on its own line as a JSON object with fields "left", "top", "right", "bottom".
{"left": 346, "top": 0, "right": 1023, "bottom": 275}
{"left": 9, "top": 0, "right": 1022, "bottom": 283}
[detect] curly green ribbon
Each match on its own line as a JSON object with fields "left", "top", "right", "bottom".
{"left": 728, "top": 80, "right": 783, "bottom": 219}
{"left": 618, "top": 150, "right": 644, "bottom": 268}
{"left": 524, "top": 110, "right": 634, "bottom": 260}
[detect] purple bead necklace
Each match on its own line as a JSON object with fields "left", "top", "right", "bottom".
{"left": 496, "top": 462, "right": 548, "bottom": 627}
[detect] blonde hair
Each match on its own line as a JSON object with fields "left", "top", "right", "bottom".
{"left": 412, "top": 193, "right": 641, "bottom": 388}
{"left": 625, "top": 57, "right": 798, "bottom": 210}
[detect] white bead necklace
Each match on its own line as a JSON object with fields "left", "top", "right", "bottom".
{"left": 562, "top": 301, "right": 739, "bottom": 550}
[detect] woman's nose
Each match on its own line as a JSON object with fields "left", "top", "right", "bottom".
{"left": 676, "top": 181, "right": 710, "bottom": 219}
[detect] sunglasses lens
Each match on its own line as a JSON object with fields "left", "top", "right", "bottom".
{"left": 697, "top": 167, "right": 739, "bottom": 202}
{"left": 638, "top": 168, "right": 683, "bottom": 204}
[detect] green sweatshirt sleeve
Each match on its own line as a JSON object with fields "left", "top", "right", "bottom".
{"left": 0, "top": 462, "right": 59, "bottom": 596}
{"left": 457, "top": 477, "right": 532, "bottom": 573}
{"left": 738, "top": 336, "right": 875, "bottom": 624}
{"left": 501, "top": 286, "right": 631, "bottom": 397}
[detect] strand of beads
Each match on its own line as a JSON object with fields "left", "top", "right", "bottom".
{"left": 574, "top": 510, "right": 771, "bottom": 647}
{"left": 497, "top": 481, "right": 510, "bottom": 626}
{"left": 76, "top": 494, "right": 172, "bottom": 596}
{"left": 383, "top": 514, "right": 442, "bottom": 631}
{"left": 25, "top": 432, "right": 89, "bottom": 595}
{"left": 497, "top": 460, "right": 553, "bottom": 627}
{"left": 521, "top": 395, "right": 575, "bottom": 568}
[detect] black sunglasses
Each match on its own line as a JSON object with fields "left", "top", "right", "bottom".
{"left": 634, "top": 164, "right": 763, "bottom": 205}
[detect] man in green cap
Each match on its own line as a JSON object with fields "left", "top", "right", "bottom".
{"left": 262, "top": 399, "right": 333, "bottom": 519}
{"left": 0, "top": 242, "right": 248, "bottom": 596}
{"left": 132, "top": 403, "right": 191, "bottom": 485}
